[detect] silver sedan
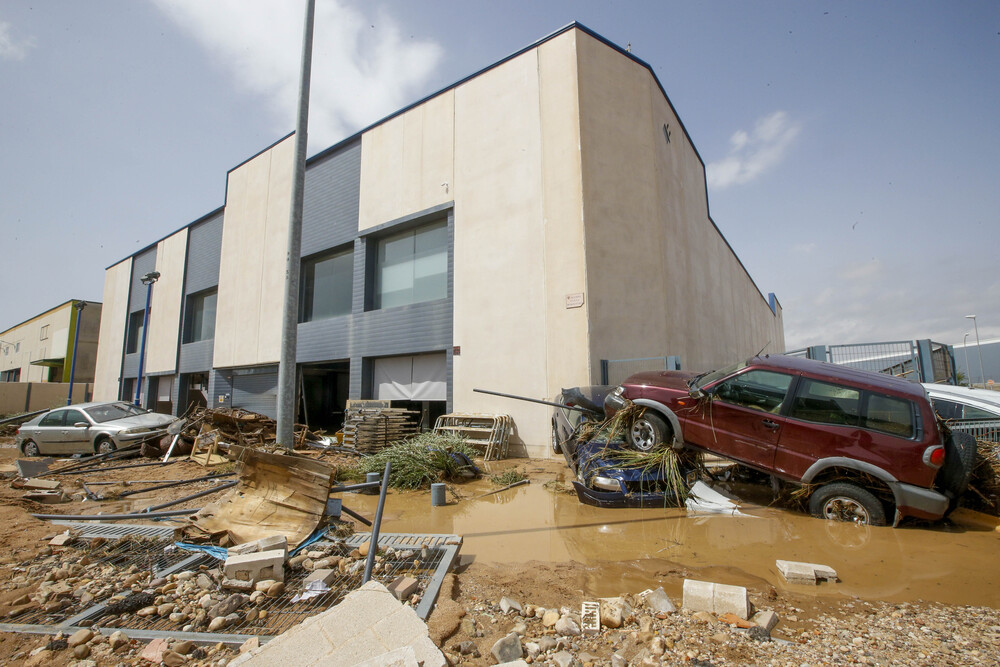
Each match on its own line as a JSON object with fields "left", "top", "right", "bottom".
{"left": 16, "top": 401, "right": 177, "bottom": 456}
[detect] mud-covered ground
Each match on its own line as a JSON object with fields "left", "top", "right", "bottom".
{"left": 0, "top": 436, "right": 998, "bottom": 666}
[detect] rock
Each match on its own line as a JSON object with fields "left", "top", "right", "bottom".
{"left": 748, "top": 626, "right": 771, "bottom": 642}
{"left": 74, "top": 644, "right": 91, "bottom": 659}
{"left": 254, "top": 579, "right": 277, "bottom": 592}
{"left": 751, "top": 610, "right": 779, "bottom": 632}
{"left": 541, "top": 609, "right": 561, "bottom": 627}
{"left": 552, "top": 650, "right": 576, "bottom": 667}
{"left": 170, "top": 612, "right": 189, "bottom": 624}
{"left": 500, "top": 596, "right": 523, "bottom": 614}
{"left": 711, "top": 632, "right": 728, "bottom": 643}
{"left": 197, "top": 573, "right": 214, "bottom": 590}
{"left": 460, "top": 616, "right": 477, "bottom": 636}
{"left": 245, "top": 608, "right": 259, "bottom": 623}
{"left": 642, "top": 587, "right": 676, "bottom": 615}
{"left": 524, "top": 641, "right": 540, "bottom": 658}
{"left": 158, "top": 603, "right": 176, "bottom": 616}
{"left": 108, "top": 631, "right": 129, "bottom": 651}
{"left": 140, "top": 638, "right": 170, "bottom": 663}
{"left": 599, "top": 597, "right": 632, "bottom": 629}
{"left": 612, "top": 654, "right": 627, "bottom": 667}
{"left": 266, "top": 582, "right": 285, "bottom": 597}
{"left": 239, "top": 637, "right": 259, "bottom": 653}
{"left": 491, "top": 632, "right": 523, "bottom": 663}
{"left": 288, "top": 554, "right": 308, "bottom": 569}
{"left": 210, "top": 594, "right": 246, "bottom": 619}
{"left": 554, "top": 616, "right": 581, "bottom": 636}
{"left": 162, "top": 649, "right": 186, "bottom": 666}
{"left": 537, "top": 637, "right": 557, "bottom": 652}
{"left": 693, "top": 611, "right": 716, "bottom": 624}
{"left": 208, "top": 616, "right": 229, "bottom": 632}
{"left": 457, "top": 640, "right": 479, "bottom": 656}
{"left": 67, "top": 628, "right": 94, "bottom": 647}
{"left": 651, "top": 636, "right": 667, "bottom": 656}
{"left": 512, "top": 620, "right": 528, "bottom": 635}
{"left": 172, "top": 640, "right": 195, "bottom": 655}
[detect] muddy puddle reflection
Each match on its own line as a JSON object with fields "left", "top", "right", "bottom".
{"left": 347, "top": 461, "right": 1000, "bottom": 608}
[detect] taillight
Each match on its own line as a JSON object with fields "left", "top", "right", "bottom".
{"left": 924, "top": 445, "right": 945, "bottom": 468}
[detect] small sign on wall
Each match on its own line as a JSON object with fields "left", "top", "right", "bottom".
{"left": 565, "top": 293, "right": 585, "bottom": 309}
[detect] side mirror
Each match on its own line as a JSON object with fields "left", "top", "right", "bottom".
{"left": 73, "top": 422, "right": 89, "bottom": 428}
{"left": 689, "top": 388, "right": 705, "bottom": 399}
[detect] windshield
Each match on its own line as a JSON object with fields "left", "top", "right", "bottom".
{"left": 84, "top": 402, "right": 146, "bottom": 424}
{"left": 689, "top": 359, "right": 749, "bottom": 391}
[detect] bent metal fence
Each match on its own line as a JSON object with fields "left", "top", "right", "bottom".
{"left": 949, "top": 419, "right": 1000, "bottom": 445}
{"left": 600, "top": 356, "right": 682, "bottom": 386}
{"left": 784, "top": 339, "right": 956, "bottom": 384}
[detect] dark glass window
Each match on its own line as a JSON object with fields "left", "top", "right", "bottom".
{"left": 126, "top": 311, "right": 145, "bottom": 354}
{"left": 183, "top": 289, "right": 218, "bottom": 343}
{"left": 374, "top": 220, "right": 447, "bottom": 309}
{"left": 301, "top": 247, "right": 353, "bottom": 322}
{"left": 789, "top": 379, "right": 861, "bottom": 426}
{"left": 931, "top": 398, "right": 963, "bottom": 421}
{"left": 714, "top": 370, "right": 793, "bottom": 413}
{"left": 863, "top": 393, "right": 914, "bottom": 438}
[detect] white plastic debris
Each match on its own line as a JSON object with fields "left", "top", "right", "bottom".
{"left": 685, "top": 481, "right": 748, "bottom": 516}
{"left": 290, "top": 580, "right": 331, "bottom": 603}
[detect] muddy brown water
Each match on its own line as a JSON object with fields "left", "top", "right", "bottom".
{"left": 347, "top": 460, "right": 1000, "bottom": 609}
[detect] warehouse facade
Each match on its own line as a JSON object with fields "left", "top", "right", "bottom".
{"left": 94, "top": 23, "right": 784, "bottom": 457}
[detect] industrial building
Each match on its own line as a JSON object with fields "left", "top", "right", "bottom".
{"left": 93, "top": 23, "right": 784, "bottom": 457}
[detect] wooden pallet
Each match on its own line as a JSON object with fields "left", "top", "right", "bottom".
{"left": 342, "top": 407, "right": 420, "bottom": 453}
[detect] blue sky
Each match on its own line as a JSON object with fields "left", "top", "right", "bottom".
{"left": 2, "top": 1, "right": 997, "bottom": 350}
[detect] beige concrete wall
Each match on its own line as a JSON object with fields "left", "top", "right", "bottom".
{"left": 0, "top": 382, "right": 94, "bottom": 414}
{"left": 0, "top": 303, "right": 74, "bottom": 384}
{"left": 357, "top": 30, "right": 590, "bottom": 457}
{"left": 214, "top": 137, "right": 295, "bottom": 368}
{"left": 146, "top": 228, "right": 188, "bottom": 374}
{"left": 94, "top": 259, "right": 133, "bottom": 400}
{"left": 576, "top": 32, "right": 784, "bottom": 377}
{"left": 359, "top": 91, "right": 455, "bottom": 231}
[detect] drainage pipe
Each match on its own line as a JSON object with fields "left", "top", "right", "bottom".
{"left": 32, "top": 508, "right": 201, "bottom": 521}
{"left": 141, "top": 481, "right": 238, "bottom": 513}
{"left": 362, "top": 461, "right": 391, "bottom": 584}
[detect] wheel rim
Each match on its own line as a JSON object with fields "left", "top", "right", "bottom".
{"left": 25, "top": 442, "right": 38, "bottom": 457}
{"left": 821, "top": 496, "right": 871, "bottom": 524}
{"left": 98, "top": 440, "right": 114, "bottom": 454}
{"left": 551, "top": 425, "right": 560, "bottom": 452}
{"left": 630, "top": 420, "right": 656, "bottom": 452}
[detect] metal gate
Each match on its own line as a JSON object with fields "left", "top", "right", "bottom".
{"left": 600, "top": 356, "right": 681, "bottom": 386}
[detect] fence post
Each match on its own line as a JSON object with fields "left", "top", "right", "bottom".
{"left": 600, "top": 360, "right": 609, "bottom": 386}
{"left": 916, "top": 340, "right": 935, "bottom": 383}
{"left": 807, "top": 346, "right": 828, "bottom": 362}
{"left": 667, "top": 355, "right": 682, "bottom": 371}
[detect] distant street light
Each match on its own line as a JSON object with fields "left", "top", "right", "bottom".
{"left": 67, "top": 301, "right": 87, "bottom": 405}
{"left": 965, "top": 315, "right": 987, "bottom": 388}
{"left": 135, "top": 271, "right": 160, "bottom": 407}
{"left": 962, "top": 333, "right": 972, "bottom": 387}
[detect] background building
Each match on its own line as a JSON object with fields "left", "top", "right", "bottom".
{"left": 94, "top": 23, "right": 784, "bottom": 457}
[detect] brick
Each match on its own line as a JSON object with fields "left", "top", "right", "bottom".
{"left": 49, "top": 533, "right": 74, "bottom": 547}
{"left": 580, "top": 601, "right": 600, "bottom": 634}
{"left": 229, "top": 535, "right": 288, "bottom": 558}
{"left": 304, "top": 569, "right": 338, "bottom": 587}
{"left": 776, "top": 560, "right": 838, "bottom": 584}
{"left": 719, "top": 612, "right": 755, "bottom": 628}
{"left": 387, "top": 576, "right": 419, "bottom": 601}
{"left": 682, "top": 579, "right": 750, "bottom": 619}
{"left": 642, "top": 587, "right": 676, "bottom": 614}
{"left": 751, "top": 610, "right": 779, "bottom": 632}
{"left": 682, "top": 579, "right": 714, "bottom": 614}
{"left": 223, "top": 549, "right": 285, "bottom": 584}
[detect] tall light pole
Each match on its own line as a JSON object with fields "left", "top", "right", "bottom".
{"left": 67, "top": 301, "right": 87, "bottom": 405}
{"left": 965, "top": 314, "right": 987, "bottom": 388}
{"left": 135, "top": 271, "right": 160, "bottom": 407}
{"left": 277, "top": 0, "right": 316, "bottom": 449}
{"left": 962, "top": 333, "right": 971, "bottom": 387}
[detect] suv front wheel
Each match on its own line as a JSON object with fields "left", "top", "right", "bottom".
{"left": 627, "top": 412, "right": 670, "bottom": 452}
{"left": 809, "top": 482, "right": 886, "bottom": 526}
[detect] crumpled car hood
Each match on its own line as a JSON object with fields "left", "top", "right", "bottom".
{"left": 624, "top": 370, "right": 699, "bottom": 392}
{"left": 107, "top": 413, "right": 177, "bottom": 430}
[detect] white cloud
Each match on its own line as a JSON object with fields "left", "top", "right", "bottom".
{"left": 706, "top": 111, "right": 801, "bottom": 190}
{"left": 0, "top": 19, "right": 35, "bottom": 61}
{"left": 151, "top": 0, "right": 443, "bottom": 148}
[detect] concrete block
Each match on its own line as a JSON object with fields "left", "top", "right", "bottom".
{"left": 642, "top": 587, "right": 677, "bottom": 614}
{"left": 776, "top": 560, "right": 838, "bottom": 584}
{"left": 223, "top": 549, "right": 285, "bottom": 584}
{"left": 372, "top": 607, "right": 430, "bottom": 648}
{"left": 20, "top": 478, "right": 60, "bottom": 490}
{"left": 304, "top": 569, "right": 338, "bottom": 587}
{"left": 351, "top": 646, "right": 419, "bottom": 667}
{"left": 387, "top": 576, "right": 419, "bottom": 601}
{"left": 580, "top": 601, "right": 600, "bottom": 634}
{"left": 229, "top": 535, "right": 288, "bottom": 558}
{"left": 682, "top": 579, "right": 750, "bottom": 619}
{"left": 23, "top": 490, "right": 66, "bottom": 503}
{"left": 499, "top": 596, "right": 522, "bottom": 614}
{"left": 49, "top": 532, "right": 74, "bottom": 547}
{"left": 598, "top": 597, "right": 633, "bottom": 628}
{"left": 682, "top": 579, "right": 715, "bottom": 614}
{"left": 752, "top": 610, "right": 779, "bottom": 632}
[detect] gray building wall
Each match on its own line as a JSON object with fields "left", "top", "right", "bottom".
{"left": 955, "top": 339, "right": 1000, "bottom": 387}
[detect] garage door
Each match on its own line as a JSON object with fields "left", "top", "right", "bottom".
{"left": 373, "top": 354, "right": 446, "bottom": 401}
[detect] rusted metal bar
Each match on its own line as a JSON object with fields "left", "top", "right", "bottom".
{"left": 114, "top": 473, "right": 236, "bottom": 499}
{"left": 141, "top": 481, "right": 238, "bottom": 513}
{"left": 51, "top": 460, "right": 179, "bottom": 476}
{"left": 46, "top": 444, "right": 142, "bottom": 474}
{"left": 31, "top": 508, "right": 200, "bottom": 521}
{"left": 473, "top": 387, "right": 595, "bottom": 413}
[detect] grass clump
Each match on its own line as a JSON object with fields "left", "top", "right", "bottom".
{"left": 353, "top": 432, "right": 480, "bottom": 489}
{"left": 489, "top": 468, "right": 527, "bottom": 487}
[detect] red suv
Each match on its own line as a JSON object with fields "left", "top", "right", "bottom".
{"left": 603, "top": 355, "right": 976, "bottom": 526}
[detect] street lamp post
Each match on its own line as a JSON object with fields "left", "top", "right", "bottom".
{"left": 965, "top": 315, "right": 987, "bottom": 389}
{"left": 67, "top": 301, "right": 87, "bottom": 405}
{"left": 962, "top": 333, "right": 972, "bottom": 387}
{"left": 135, "top": 271, "right": 160, "bottom": 407}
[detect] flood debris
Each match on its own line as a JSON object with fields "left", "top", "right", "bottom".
{"left": 342, "top": 403, "right": 420, "bottom": 453}
{"left": 685, "top": 480, "right": 747, "bottom": 516}
{"left": 775, "top": 559, "right": 838, "bottom": 585}
{"left": 352, "top": 433, "right": 480, "bottom": 490}
{"left": 433, "top": 412, "right": 513, "bottom": 460}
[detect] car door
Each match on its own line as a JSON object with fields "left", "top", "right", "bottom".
{"left": 695, "top": 369, "right": 795, "bottom": 470}
{"left": 33, "top": 410, "right": 74, "bottom": 454}
{"left": 62, "top": 408, "right": 93, "bottom": 453}
{"left": 773, "top": 377, "right": 863, "bottom": 479}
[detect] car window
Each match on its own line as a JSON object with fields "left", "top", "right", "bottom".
{"left": 789, "top": 379, "right": 861, "bottom": 426}
{"left": 64, "top": 409, "right": 88, "bottom": 426}
{"left": 713, "top": 370, "right": 793, "bottom": 413}
{"left": 694, "top": 360, "right": 749, "bottom": 391}
{"left": 863, "top": 393, "right": 914, "bottom": 438}
{"left": 931, "top": 398, "right": 964, "bottom": 421}
{"left": 38, "top": 410, "right": 66, "bottom": 427}
{"left": 84, "top": 402, "right": 143, "bottom": 423}
{"left": 964, "top": 405, "right": 1000, "bottom": 420}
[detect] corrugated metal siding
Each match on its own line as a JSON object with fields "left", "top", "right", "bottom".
{"left": 179, "top": 340, "right": 214, "bottom": 373}
{"left": 128, "top": 249, "right": 158, "bottom": 312}
{"left": 209, "top": 370, "right": 233, "bottom": 409}
{"left": 185, "top": 212, "right": 224, "bottom": 295}
{"left": 301, "top": 140, "right": 361, "bottom": 257}
{"left": 231, "top": 366, "right": 279, "bottom": 418}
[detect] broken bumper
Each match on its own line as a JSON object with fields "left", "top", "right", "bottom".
{"left": 889, "top": 482, "right": 949, "bottom": 520}
{"left": 572, "top": 481, "right": 672, "bottom": 508}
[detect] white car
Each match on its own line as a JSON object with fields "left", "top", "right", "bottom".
{"left": 15, "top": 401, "right": 177, "bottom": 456}
{"left": 922, "top": 383, "right": 1000, "bottom": 421}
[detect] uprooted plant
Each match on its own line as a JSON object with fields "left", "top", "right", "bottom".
{"left": 352, "top": 432, "right": 481, "bottom": 489}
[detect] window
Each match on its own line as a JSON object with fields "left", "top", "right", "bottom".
{"left": 39, "top": 410, "right": 67, "bottom": 427}
{"left": 300, "top": 247, "right": 353, "bottom": 322}
{"left": 39, "top": 325, "right": 49, "bottom": 340}
{"left": 863, "top": 393, "right": 914, "bottom": 438}
{"left": 183, "top": 289, "right": 218, "bottom": 343}
{"left": 126, "top": 311, "right": 145, "bottom": 354}
{"left": 931, "top": 398, "right": 963, "bottom": 421}
{"left": 789, "top": 379, "right": 861, "bottom": 426}
{"left": 0, "top": 369, "right": 20, "bottom": 382}
{"left": 965, "top": 405, "right": 1000, "bottom": 419}
{"left": 374, "top": 220, "right": 447, "bottom": 309}
{"left": 714, "top": 370, "right": 793, "bottom": 413}
{"left": 64, "top": 409, "right": 87, "bottom": 426}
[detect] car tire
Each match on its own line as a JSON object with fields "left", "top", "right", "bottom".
{"left": 551, "top": 419, "right": 561, "bottom": 454}
{"left": 96, "top": 437, "right": 116, "bottom": 455}
{"left": 937, "top": 431, "right": 977, "bottom": 498}
{"left": 22, "top": 440, "right": 40, "bottom": 457}
{"left": 808, "top": 482, "right": 886, "bottom": 526}
{"left": 627, "top": 412, "right": 671, "bottom": 452}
